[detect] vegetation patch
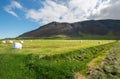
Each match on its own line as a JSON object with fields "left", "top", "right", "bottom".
{"left": 88, "top": 42, "right": 120, "bottom": 79}
{"left": 0, "top": 40, "right": 117, "bottom": 79}
{"left": 24, "top": 43, "right": 115, "bottom": 79}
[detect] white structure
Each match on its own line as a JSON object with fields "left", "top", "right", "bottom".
{"left": 9, "top": 40, "right": 13, "bottom": 44}
{"left": 2, "top": 40, "right": 6, "bottom": 44}
{"left": 20, "top": 40, "right": 24, "bottom": 43}
{"left": 12, "top": 42, "right": 22, "bottom": 49}
{"left": 30, "top": 40, "right": 32, "bottom": 42}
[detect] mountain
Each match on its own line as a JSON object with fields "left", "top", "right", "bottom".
{"left": 19, "top": 19, "right": 120, "bottom": 39}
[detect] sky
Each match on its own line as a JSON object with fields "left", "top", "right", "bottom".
{"left": 0, "top": 0, "right": 120, "bottom": 39}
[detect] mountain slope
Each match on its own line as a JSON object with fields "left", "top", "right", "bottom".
{"left": 19, "top": 19, "right": 120, "bottom": 39}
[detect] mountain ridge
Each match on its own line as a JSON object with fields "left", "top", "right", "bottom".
{"left": 19, "top": 19, "right": 120, "bottom": 39}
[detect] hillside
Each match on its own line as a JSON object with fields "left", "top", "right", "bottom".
{"left": 19, "top": 19, "right": 120, "bottom": 39}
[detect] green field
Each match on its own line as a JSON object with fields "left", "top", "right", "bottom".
{"left": 0, "top": 40, "right": 118, "bottom": 79}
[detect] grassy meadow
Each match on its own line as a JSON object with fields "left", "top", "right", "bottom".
{"left": 0, "top": 40, "right": 118, "bottom": 79}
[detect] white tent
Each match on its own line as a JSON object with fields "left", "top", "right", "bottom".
{"left": 2, "top": 40, "right": 6, "bottom": 44}
{"left": 9, "top": 40, "right": 13, "bottom": 43}
{"left": 12, "top": 42, "right": 22, "bottom": 49}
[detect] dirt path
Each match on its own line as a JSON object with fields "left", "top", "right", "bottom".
{"left": 75, "top": 72, "right": 87, "bottom": 79}
{"left": 87, "top": 56, "right": 105, "bottom": 69}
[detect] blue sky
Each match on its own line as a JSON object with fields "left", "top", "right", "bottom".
{"left": 0, "top": 0, "right": 41, "bottom": 39}
{"left": 0, "top": 0, "right": 119, "bottom": 39}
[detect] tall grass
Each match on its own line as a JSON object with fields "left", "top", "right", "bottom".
{"left": 24, "top": 42, "right": 115, "bottom": 79}
{"left": 0, "top": 40, "right": 115, "bottom": 79}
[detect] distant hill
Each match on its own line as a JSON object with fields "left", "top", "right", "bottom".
{"left": 19, "top": 19, "right": 120, "bottom": 39}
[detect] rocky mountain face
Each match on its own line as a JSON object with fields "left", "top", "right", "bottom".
{"left": 19, "top": 19, "right": 120, "bottom": 39}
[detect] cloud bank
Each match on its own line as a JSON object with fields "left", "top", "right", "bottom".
{"left": 26, "top": 0, "right": 115, "bottom": 25}
{"left": 89, "top": 0, "right": 120, "bottom": 20}
{"left": 26, "top": 0, "right": 101, "bottom": 24}
{"left": 4, "top": 0, "right": 120, "bottom": 25}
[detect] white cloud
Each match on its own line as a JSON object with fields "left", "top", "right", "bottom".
{"left": 26, "top": 0, "right": 68, "bottom": 24}
{"left": 26, "top": 0, "right": 120, "bottom": 25}
{"left": 4, "top": 1, "right": 23, "bottom": 17}
{"left": 89, "top": 0, "right": 120, "bottom": 20}
{"left": 26, "top": 0, "right": 101, "bottom": 24}
{"left": 4, "top": 0, "right": 120, "bottom": 24}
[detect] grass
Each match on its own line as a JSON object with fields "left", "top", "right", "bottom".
{"left": 17, "top": 34, "right": 120, "bottom": 40}
{"left": 88, "top": 41, "right": 120, "bottom": 79}
{"left": 0, "top": 40, "right": 114, "bottom": 55}
{"left": 0, "top": 40, "right": 116, "bottom": 79}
